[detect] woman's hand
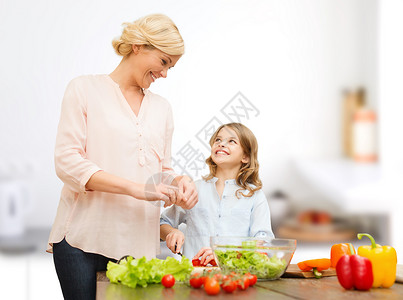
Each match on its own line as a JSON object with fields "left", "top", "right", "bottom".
{"left": 165, "top": 229, "right": 185, "bottom": 254}
{"left": 174, "top": 176, "right": 198, "bottom": 209}
{"left": 143, "top": 183, "right": 178, "bottom": 208}
{"left": 193, "top": 247, "right": 214, "bottom": 266}
{"left": 136, "top": 183, "right": 178, "bottom": 207}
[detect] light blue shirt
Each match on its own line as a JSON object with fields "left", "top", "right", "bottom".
{"left": 160, "top": 178, "right": 274, "bottom": 259}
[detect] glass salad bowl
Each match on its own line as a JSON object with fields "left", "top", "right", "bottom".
{"left": 211, "top": 236, "right": 297, "bottom": 280}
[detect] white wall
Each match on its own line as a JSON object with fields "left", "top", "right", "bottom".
{"left": 379, "top": 0, "right": 403, "bottom": 262}
{"left": 0, "top": 0, "right": 378, "bottom": 228}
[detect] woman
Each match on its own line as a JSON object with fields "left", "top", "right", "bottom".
{"left": 48, "top": 14, "right": 197, "bottom": 300}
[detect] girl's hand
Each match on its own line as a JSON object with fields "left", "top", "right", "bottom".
{"left": 165, "top": 229, "right": 185, "bottom": 254}
{"left": 175, "top": 176, "right": 198, "bottom": 209}
{"left": 193, "top": 247, "right": 214, "bottom": 266}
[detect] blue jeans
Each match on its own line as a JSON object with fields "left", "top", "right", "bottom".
{"left": 53, "top": 238, "right": 116, "bottom": 300}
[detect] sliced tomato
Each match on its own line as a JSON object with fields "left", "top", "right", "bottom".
{"left": 192, "top": 259, "right": 201, "bottom": 267}
{"left": 209, "top": 259, "right": 217, "bottom": 266}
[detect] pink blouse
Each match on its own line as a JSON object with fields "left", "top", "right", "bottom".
{"left": 47, "top": 74, "right": 176, "bottom": 260}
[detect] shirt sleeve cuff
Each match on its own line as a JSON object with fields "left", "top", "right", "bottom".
{"left": 160, "top": 219, "right": 174, "bottom": 226}
{"left": 79, "top": 167, "right": 103, "bottom": 192}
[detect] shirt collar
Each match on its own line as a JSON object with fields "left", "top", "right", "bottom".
{"left": 224, "top": 179, "right": 236, "bottom": 185}
{"left": 206, "top": 177, "right": 218, "bottom": 183}
{"left": 207, "top": 177, "right": 236, "bottom": 185}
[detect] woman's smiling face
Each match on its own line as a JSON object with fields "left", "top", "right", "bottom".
{"left": 131, "top": 45, "right": 181, "bottom": 89}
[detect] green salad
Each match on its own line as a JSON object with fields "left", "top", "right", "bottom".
{"left": 215, "top": 249, "right": 287, "bottom": 279}
{"left": 106, "top": 256, "right": 193, "bottom": 288}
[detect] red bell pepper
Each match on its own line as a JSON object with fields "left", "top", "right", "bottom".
{"left": 336, "top": 244, "right": 373, "bottom": 290}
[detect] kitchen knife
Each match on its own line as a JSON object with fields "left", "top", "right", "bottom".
{"left": 174, "top": 243, "right": 183, "bottom": 256}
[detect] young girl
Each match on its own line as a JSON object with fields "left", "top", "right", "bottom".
{"left": 160, "top": 123, "right": 274, "bottom": 265}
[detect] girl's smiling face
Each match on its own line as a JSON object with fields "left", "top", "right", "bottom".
{"left": 131, "top": 45, "right": 181, "bottom": 89}
{"left": 211, "top": 127, "right": 249, "bottom": 168}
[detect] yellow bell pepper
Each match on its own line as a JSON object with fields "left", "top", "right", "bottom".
{"left": 357, "top": 233, "right": 397, "bottom": 288}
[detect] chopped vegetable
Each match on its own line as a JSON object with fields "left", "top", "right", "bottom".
{"left": 357, "top": 233, "right": 397, "bottom": 288}
{"left": 215, "top": 249, "right": 287, "bottom": 279}
{"left": 209, "top": 259, "right": 217, "bottom": 266}
{"left": 242, "top": 240, "right": 257, "bottom": 248}
{"left": 297, "top": 258, "right": 331, "bottom": 279}
{"left": 192, "top": 259, "right": 201, "bottom": 267}
{"left": 106, "top": 256, "right": 193, "bottom": 288}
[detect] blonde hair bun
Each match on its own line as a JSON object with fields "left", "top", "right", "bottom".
{"left": 112, "top": 13, "right": 184, "bottom": 56}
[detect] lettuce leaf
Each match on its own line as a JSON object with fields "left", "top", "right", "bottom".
{"left": 106, "top": 256, "right": 193, "bottom": 288}
{"left": 215, "top": 250, "right": 287, "bottom": 279}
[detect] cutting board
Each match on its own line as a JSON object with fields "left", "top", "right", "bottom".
{"left": 396, "top": 265, "right": 403, "bottom": 283}
{"left": 283, "top": 264, "right": 336, "bottom": 278}
{"left": 284, "top": 264, "right": 403, "bottom": 282}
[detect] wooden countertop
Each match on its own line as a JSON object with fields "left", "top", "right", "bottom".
{"left": 97, "top": 270, "right": 403, "bottom": 300}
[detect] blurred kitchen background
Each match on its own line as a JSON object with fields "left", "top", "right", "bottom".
{"left": 1, "top": 0, "right": 402, "bottom": 299}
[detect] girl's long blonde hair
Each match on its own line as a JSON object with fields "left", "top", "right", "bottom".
{"left": 112, "top": 13, "right": 184, "bottom": 56}
{"left": 203, "top": 123, "right": 262, "bottom": 198}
